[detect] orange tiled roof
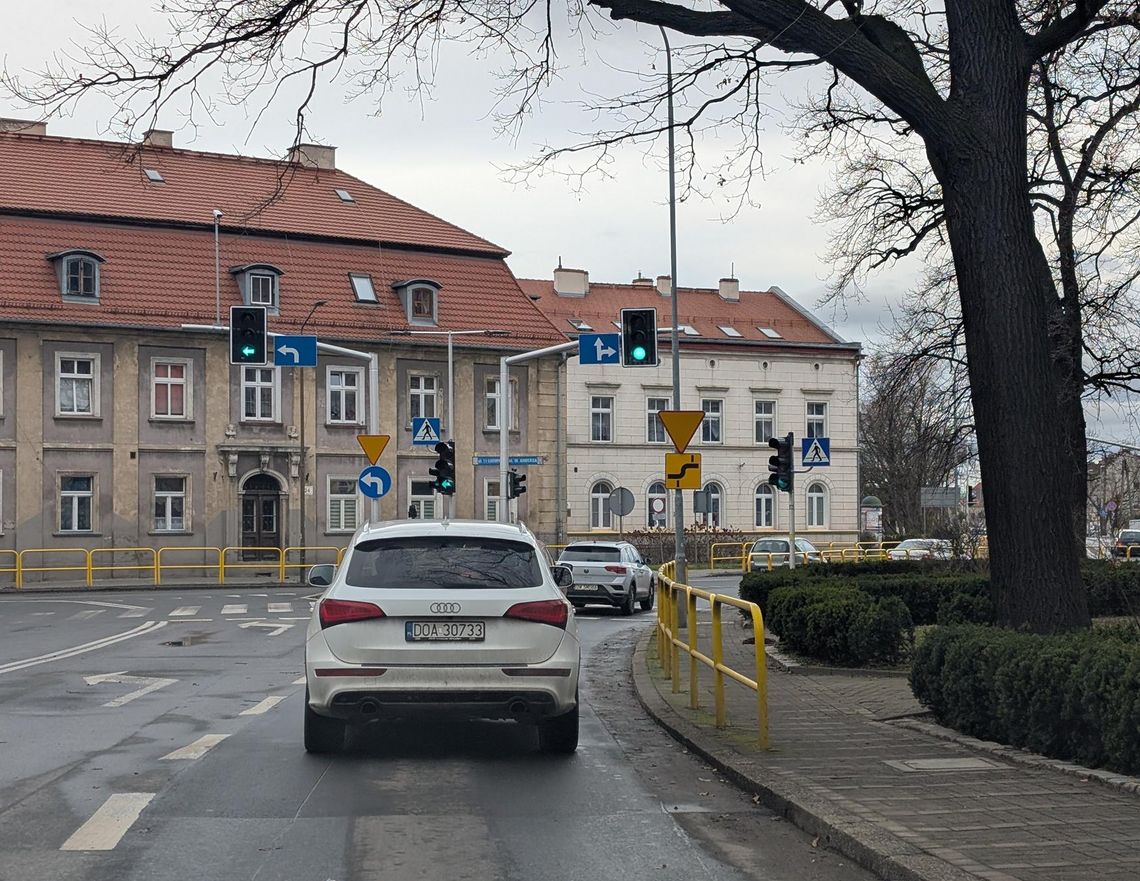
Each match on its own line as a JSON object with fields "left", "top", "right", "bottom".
{"left": 0, "top": 132, "right": 506, "bottom": 256}
{"left": 517, "top": 278, "right": 848, "bottom": 347}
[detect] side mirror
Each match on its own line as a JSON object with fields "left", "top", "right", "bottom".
{"left": 307, "top": 564, "right": 336, "bottom": 587}
{"left": 552, "top": 564, "right": 574, "bottom": 589}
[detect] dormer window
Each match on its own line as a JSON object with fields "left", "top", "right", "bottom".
{"left": 392, "top": 278, "right": 442, "bottom": 326}
{"left": 47, "top": 250, "right": 105, "bottom": 301}
{"left": 230, "top": 263, "right": 284, "bottom": 313}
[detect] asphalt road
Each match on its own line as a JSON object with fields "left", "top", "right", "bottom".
{"left": 0, "top": 588, "right": 874, "bottom": 881}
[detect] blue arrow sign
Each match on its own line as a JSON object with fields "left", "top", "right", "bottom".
{"left": 411, "top": 417, "right": 442, "bottom": 446}
{"left": 578, "top": 333, "right": 621, "bottom": 365}
{"left": 802, "top": 436, "right": 831, "bottom": 466}
{"left": 274, "top": 335, "right": 318, "bottom": 367}
{"left": 358, "top": 465, "right": 392, "bottom": 499}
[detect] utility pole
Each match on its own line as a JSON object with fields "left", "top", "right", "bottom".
{"left": 298, "top": 300, "right": 327, "bottom": 568}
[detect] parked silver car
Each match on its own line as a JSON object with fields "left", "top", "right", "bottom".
{"left": 888, "top": 538, "right": 953, "bottom": 560}
{"left": 748, "top": 537, "right": 821, "bottom": 570}
{"left": 556, "top": 541, "right": 655, "bottom": 614}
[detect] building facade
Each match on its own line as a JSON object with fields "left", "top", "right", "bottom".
{"left": 521, "top": 269, "right": 862, "bottom": 545}
{"left": 0, "top": 121, "right": 566, "bottom": 567}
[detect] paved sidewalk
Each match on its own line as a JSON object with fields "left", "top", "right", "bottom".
{"left": 633, "top": 622, "right": 1140, "bottom": 881}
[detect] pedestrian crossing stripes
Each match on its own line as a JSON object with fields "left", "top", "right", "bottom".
{"left": 169, "top": 606, "right": 200, "bottom": 617}
{"left": 221, "top": 604, "right": 247, "bottom": 615}
{"left": 267, "top": 602, "right": 292, "bottom": 613}
{"left": 70, "top": 609, "right": 105, "bottom": 620}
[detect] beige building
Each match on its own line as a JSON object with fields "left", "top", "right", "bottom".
{"left": 521, "top": 269, "right": 862, "bottom": 545}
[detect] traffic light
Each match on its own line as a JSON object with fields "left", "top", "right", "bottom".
{"left": 767, "top": 432, "right": 794, "bottom": 492}
{"left": 507, "top": 469, "right": 527, "bottom": 499}
{"left": 429, "top": 440, "right": 456, "bottom": 495}
{"left": 620, "top": 307, "right": 658, "bottom": 367}
{"left": 230, "top": 305, "right": 267, "bottom": 365}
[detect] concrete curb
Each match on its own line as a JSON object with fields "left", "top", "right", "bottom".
{"left": 891, "top": 717, "right": 1140, "bottom": 798}
{"left": 763, "top": 644, "right": 911, "bottom": 678}
{"left": 631, "top": 631, "right": 978, "bottom": 881}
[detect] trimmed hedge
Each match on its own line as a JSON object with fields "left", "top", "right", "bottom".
{"left": 911, "top": 624, "right": 1140, "bottom": 774}
{"left": 767, "top": 584, "right": 913, "bottom": 666}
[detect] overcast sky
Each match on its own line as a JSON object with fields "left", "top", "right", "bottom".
{"left": 2, "top": 1, "right": 1135, "bottom": 443}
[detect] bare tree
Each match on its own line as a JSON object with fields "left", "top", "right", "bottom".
{"left": 8, "top": 0, "right": 1138, "bottom": 631}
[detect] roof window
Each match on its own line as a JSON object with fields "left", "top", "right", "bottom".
{"left": 350, "top": 273, "right": 377, "bottom": 302}
{"left": 758, "top": 327, "right": 783, "bottom": 339}
{"left": 392, "top": 278, "right": 442, "bottom": 326}
{"left": 680, "top": 325, "right": 700, "bottom": 336}
{"left": 718, "top": 326, "right": 742, "bottom": 337}
{"left": 144, "top": 168, "right": 165, "bottom": 183}
{"left": 47, "top": 249, "right": 106, "bottom": 301}
{"left": 335, "top": 188, "right": 355, "bottom": 203}
{"left": 229, "top": 263, "right": 284, "bottom": 313}
{"left": 568, "top": 319, "right": 593, "bottom": 331}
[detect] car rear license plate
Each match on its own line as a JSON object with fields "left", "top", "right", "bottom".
{"left": 575, "top": 584, "right": 600, "bottom": 592}
{"left": 405, "top": 621, "right": 485, "bottom": 641}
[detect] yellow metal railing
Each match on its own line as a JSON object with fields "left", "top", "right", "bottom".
{"left": 1, "top": 545, "right": 348, "bottom": 589}
{"left": 709, "top": 541, "right": 749, "bottom": 570}
{"left": 655, "top": 561, "right": 769, "bottom": 748}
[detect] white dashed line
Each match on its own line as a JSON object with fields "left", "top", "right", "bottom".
{"left": 267, "top": 602, "right": 292, "bottom": 613}
{"left": 221, "top": 604, "right": 247, "bottom": 615}
{"left": 71, "top": 609, "right": 106, "bottom": 620}
{"left": 169, "top": 607, "right": 200, "bottom": 617}
{"left": 60, "top": 793, "right": 154, "bottom": 851}
{"left": 239, "top": 695, "right": 286, "bottom": 716}
{"left": 161, "top": 734, "right": 229, "bottom": 761}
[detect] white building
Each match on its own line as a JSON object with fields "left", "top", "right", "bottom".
{"left": 520, "top": 269, "right": 862, "bottom": 545}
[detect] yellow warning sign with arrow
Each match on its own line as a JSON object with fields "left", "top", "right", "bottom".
{"left": 356, "top": 434, "right": 390, "bottom": 465}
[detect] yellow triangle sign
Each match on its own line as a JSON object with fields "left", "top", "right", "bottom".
{"left": 357, "top": 434, "right": 390, "bottom": 465}
{"left": 658, "top": 410, "right": 704, "bottom": 454}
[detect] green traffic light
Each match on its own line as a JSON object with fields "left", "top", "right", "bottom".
{"left": 241, "top": 345, "right": 256, "bottom": 358}
{"left": 632, "top": 345, "right": 647, "bottom": 362}
{"left": 442, "top": 478, "right": 455, "bottom": 490}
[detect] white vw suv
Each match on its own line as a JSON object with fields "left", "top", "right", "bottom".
{"left": 303, "top": 519, "right": 580, "bottom": 754}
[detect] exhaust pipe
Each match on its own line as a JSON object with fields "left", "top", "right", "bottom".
{"left": 359, "top": 699, "right": 380, "bottom": 716}
{"left": 507, "top": 698, "right": 529, "bottom": 717}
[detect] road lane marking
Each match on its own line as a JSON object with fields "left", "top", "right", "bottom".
{"left": 239, "top": 621, "right": 293, "bottom": 637}
{"left": 118, "top": 608, "right": 148, "bottom": 618}
{"left": 161, "top": 734, "right": 229, "bottom": 761}
{"left": 0, "top": 621, "right": 168, "bottom": 676}
{"left": 170, "top": 606, "right": 200, "bottom": 617}
{"left": 85, "top": 672, "right": 178, "bottom": 707}
{"left": 293, "top": 676, "right": 306, "bottom": 685}
{"left": 60, "top": 792, "right": 154, "bottom": 851}
{"left": 268, "top": 602, "right": 292, "bottom": 613}
{"left": 240, "top": 695, "right": 286, "bottom": 716}
{"left": 31, "top": 611, "right": 56, "bottom": 616}
{"left": 221, "top": 604, "right": 247, "bottom": 615}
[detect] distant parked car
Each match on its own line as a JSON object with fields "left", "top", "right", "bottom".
{"left": 1112, "top": 529, "right": 1140, "bottom": 560}
{"left": 888, "top": 538, "right": 953, "bottom": 561}
{"left": 748, "top": 537, "right": 821, "bottom": 571}
{"left": 556, "top": 541, "right": 655, "bottom": 614}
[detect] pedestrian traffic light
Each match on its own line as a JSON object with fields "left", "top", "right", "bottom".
{"left": 767, "top": 432, "right": 794, "bottom": 492}
{"left": 429, "top": 440, "right": 456, "bottom": 495}
{"left": 229, "top": 305, "right": 267, "bottom": 365}
{"left": 620, "top": 307, "right": 658, "bottom": 367}
{"left": 507, "top": 469, "right": 527, "bottom": 500}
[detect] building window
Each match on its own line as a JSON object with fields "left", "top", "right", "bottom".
{"left": 484, "top": 377, "right": 520, "bottom": 431}
{"left": 152, "top": 360, "right": 190, "bottom": 419}
{"left": 56, "top": 354, "right": 99, "bottom": 416}
{"left": 409, "top": 374, "right": 437, "bottom": 421}
{"left": 250, "top": 273, "right": 277, "bottom": 308}
{"left": 697, "top": 482, "right": 722, "bottom": 527}
{"left": 807, "top": 402, "right": 828, "bottom": 438}
{"left": 647, "top": 481, "right": 668, "bottom": 528}
{"left": 590, "top": 396, "right": 613, "bottom": 442}
{"left": 242, "top": 366, "right": 278, "bottom": 421}
{"left": 485, "top": 479, "right": 501, "bottom": 521}
{"left": 350, "top": 273, "right": 376, "bottom": 302}
{"left": 154, "top": 476, "right": 186, "bottom": 531}
{"left": 807, "top": 482, "right": 829, "bottom": 528}
{"left": 701, "top": 399, "right": 723, "bottom": 444}
{"left": 327, "top": 478, "right": 359, "bottom": 532}
{"left": 411, "top": 287, "right": 436, "bottom": 323}
{"left": 328, "top": 368, "right": 362, "bottom": 425}
{"left": 410, "top": 479, "right": 436, "bottom": 519}
{"left": 754, "top": 400, "right": 775, "bottom": 444}
{"left": 647, "top": 397, "right": 669, "bottom": 443}
{"left": 60, "top": 475, "right": 94, "bottom": 532}
{"left": 755, "top": 484, "right": 775, "bottom": 528}
{"left": 64, "top": 256, "right": 100, "bottom": 298}
{"left": 590, "top": 481, "right": 613, "bottom": 530}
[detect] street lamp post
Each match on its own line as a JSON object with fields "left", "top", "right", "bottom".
{"left": 298, "top": 300, "right": 328, "bottom": 567}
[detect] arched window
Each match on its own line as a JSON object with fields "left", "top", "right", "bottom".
{"left": 755, "top": 484, "right": 775, "bottom": 528}
{"left": 697, "top": 482, "right": 722, "bottom": 527}
{"left": 807, "top": 482, "right": 828, "bottom": 528}
{"left": 48, "top": 249, "right": 106, "bottom": 300}
{"left": 647, "top": 481, "right": 668, "bottom": 528}
{"left": 590, "top": 481, "right": 613, "bottom": 530}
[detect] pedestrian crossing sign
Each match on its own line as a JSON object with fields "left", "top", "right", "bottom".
{"left": 801, "top": 436, "right": 831, "bottom": 466}
{"left": 412, "top": 417, "right": 442, "bottom": 446}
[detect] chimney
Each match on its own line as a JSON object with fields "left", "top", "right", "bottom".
{"left": 141, "top": 129, "right": 174, "bottom": 148}
{"left": 656, "top": 275, "right": 672, "bottom": 297}
{"left": 0, "top": 117, "right": 47, "bottom": 136}
{"left": 553, "top": 266, "right": 589, "bottom": 297}
{"left": 718, "top": 277, "right": 740, "bottom": 301}
{"left": 288, "top": 143, "right": 336, "bottom": 170}
{"left": 632, "top": 274, "right": 653, "bottom": 287}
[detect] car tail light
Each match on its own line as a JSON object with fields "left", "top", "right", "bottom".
{"left": 319, "top": 599, "right": 385, "bottom": 629}
{"left": 504, "top": 600, "right": 568, "bottom": 629}
{"left": 604, "top": 565, "right": 627, "bottom": 573}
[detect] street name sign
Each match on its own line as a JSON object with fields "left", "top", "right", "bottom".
{"left": 356, "top": 434, "right": 390, "bottom": 464}
{"left": 665, "top": 452, "right": 702, "bottom": 490}
{"left": 658, "top": 410, "right": 704, "bottom": 454}
{"left": 801, "top": 436, "right": 831, "bottom": 466}
{"left": 472, "top": 455, "right": 543, "bottom": 466}
{"left": 578, "top": 333, "right": 621, "bottom": 365}
{"left": 273, "top": 335, "right": 318, "bottom": 367}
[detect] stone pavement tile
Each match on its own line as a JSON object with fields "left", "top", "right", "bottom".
{"left": 640, "top": 630, "right": 1140, "bottom": 881}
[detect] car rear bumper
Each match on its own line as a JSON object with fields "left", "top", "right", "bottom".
{"left": 566, "top": 580, "right": 630, "bottom": 606}
{"left": 305, "top": 629, "right": 580, "bottom": 721}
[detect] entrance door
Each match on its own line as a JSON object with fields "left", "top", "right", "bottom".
{"left": 241, "top": 473, "right": 282, "bottom": 560}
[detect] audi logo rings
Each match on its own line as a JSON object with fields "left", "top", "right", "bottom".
{"left": 429, "top": 602, "right": 462, "bottom": 615}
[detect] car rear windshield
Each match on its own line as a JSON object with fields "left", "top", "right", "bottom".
{"left": 1119, "top": 531, "right": 1140, "bottom": 543}
{"left": 559, "top": 546, "right": 622, "bottom": 562}
{"left": 752, "top": 540, "right": 788, "bottom": 553}
{"left": 345, "top": 537, "right": 544, "bottom": 589}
